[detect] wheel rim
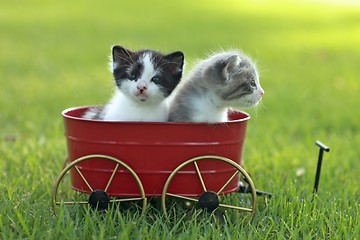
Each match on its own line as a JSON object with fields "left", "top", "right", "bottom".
{"left": 161, "top": 155, "right": 257, "bottom": 222}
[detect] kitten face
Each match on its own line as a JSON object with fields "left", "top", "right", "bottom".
{"left": 205, "top": 53, "right": 264, "bottom": 108}
{"left": 112, "top": 46, "right": 184, "bottom": 104}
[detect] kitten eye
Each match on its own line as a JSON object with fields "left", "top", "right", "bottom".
{"left": 128, "top": 74, "right": 136, "bottom": 80}
{"left": 151, "top": 76, "right": 160, "bottom": 83}
{"left": 250, "top": 80, "right": 257, "bottom": 87}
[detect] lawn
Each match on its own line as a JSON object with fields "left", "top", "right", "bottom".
{"left": 1, "top": 0, "right": 359, "bottom": 239}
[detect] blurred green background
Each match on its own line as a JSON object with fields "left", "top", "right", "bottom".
{"left": 0, "top": 0, "right": 359, "bottom": 238}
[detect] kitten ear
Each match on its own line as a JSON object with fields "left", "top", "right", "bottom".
{"left": 112, "top": 45, "right": 134, "bottom": 67}
{"left": 223, "top": 54, "right": 241, "bottom": 79}
{"left": 165, "top": 51, "right": 185, "bottom": 72}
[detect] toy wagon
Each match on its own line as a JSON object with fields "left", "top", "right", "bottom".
{"left": 52, "top": 106, "right": 258, "bottom": 221}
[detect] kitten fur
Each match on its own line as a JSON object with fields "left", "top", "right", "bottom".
{"left": 168, "top": 50, "right": 264, "bottom": 122}
{"left": 83, "top": 45, "right": 184, "bottom": 121}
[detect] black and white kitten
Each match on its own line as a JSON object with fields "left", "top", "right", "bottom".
{"left": 168, "top": 50, "right": 264, "bottom": 122}
{"left": 83, "top": 45, "right": 184, "bottom": 121}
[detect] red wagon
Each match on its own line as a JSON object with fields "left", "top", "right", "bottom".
{"left": 52, "top": 106, "right": 257, "bottom": 221}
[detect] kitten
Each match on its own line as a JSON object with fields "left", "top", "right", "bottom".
{"left": 168, "top": 50, "right": 264, "bottom": 122}
{"left": 83, "top": 45, "right": 184, "bottom": 121}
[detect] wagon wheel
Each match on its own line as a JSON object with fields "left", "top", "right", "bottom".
{"left": 61, "top": 157, "right": 70, "bottom": 170}
{"left": 161, "top": 155, "right": 257, "bottom": 223}
{"left": 52, "top": 154, "right": 147, "bottom": 214}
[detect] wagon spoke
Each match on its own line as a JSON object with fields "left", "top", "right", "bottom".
{"left": 216, "top": 170, "right": 240, "bottom": 195}
{"left": 104, "top": 163, "right": 120, "bottom": 192}
{"left": 193, "top": 161, "right": 207, "bottom": 192}
{"left": 74, "top": 165, "right": 93, "bottom": 192}
{"left": 166, "top": 193, "right": 199, "bottom": 203}
{"left": 110, "top": 197, "right": 146, "bottom": 203}
{"left": 218, "top": 203, "right": 253, "bottom": 213}
{"left": 55, "top": 200, "right": 89, "bottom": 205}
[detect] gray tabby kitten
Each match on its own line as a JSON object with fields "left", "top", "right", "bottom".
{"left": 168, "top": 50, "right": 264, "bottom": 122}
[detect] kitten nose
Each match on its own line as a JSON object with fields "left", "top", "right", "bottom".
{"left": 137, "top": 83, "right": 147, "bottom": 91}
{"left": 260, "top": 88, "right": 265, "bottom": 96}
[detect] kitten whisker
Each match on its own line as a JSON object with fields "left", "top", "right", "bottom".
{"left": 123, "top": 48, "right": 135, "bottom": 64}
{"left": 158, "top": 61, "right": 180, "bottom": 68}
{"left": 154, "top": 55, "right": 164, "bottom": 67}
{"left": 258, "top": 101, "right": 268, "bottom": 112}
{"left": 114, "top": 55, "right": 133, "bottom": 65}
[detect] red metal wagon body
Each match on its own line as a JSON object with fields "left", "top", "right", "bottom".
{"left": 63, "top": 106, "right": 250, "bottom": 197}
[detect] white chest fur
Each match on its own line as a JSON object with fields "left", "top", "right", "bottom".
{"left": 102, "top": 90, "right": 169, "bottom": 121}
{"left": 188, "top": 93, "right": 228, "bottom": 123}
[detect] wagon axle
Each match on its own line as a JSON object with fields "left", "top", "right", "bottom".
{"left": 88, "top": 190, "right": 110, "bottom": 211}
{"left": 198, "top": 191, "right": 219, "bottom": 212}
{"left": 237, "top": 181, "right": 273, "bottom": 197}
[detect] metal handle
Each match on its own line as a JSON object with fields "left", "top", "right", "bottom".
{"left": 313, "top": 140, "right": 330, "bottom": 194}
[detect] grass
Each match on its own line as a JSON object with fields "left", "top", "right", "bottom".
{"left": 1, "top": 0, "right": 359, "bottom": 239}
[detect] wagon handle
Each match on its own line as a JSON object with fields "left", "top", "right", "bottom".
{"left": 313, "top": 140, "right": 330, "bottom": 194}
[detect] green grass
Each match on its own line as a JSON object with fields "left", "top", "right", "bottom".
{"left": 1, "top": 0, "right": 359, "bottom": 239}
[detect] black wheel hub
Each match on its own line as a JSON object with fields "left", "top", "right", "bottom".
{"left": 88, "top": 190, "right": 110, "bottom": 210}
{"left": 198, "top": 191, "right": 219, "bottom": 212}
